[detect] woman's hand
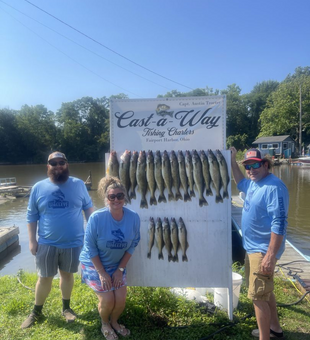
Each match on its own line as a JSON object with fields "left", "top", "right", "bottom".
{"left": 98, "top": 271, "right": 112, "bottom": 291}
{"left": 112, "top": 269, "right": 123, "bottom": 289}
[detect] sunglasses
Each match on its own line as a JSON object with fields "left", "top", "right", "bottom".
{"left": 108, "top": 193, "right": 125, "bottom": 201}
{"left": 244, "top": 162, "right": 262, "bottom": 170}
{"left": 48, "top": 160, "right": 67, "bottom": 166}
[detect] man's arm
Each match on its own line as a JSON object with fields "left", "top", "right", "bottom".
{"left": 84, "top": 207, "right": 94, "bottom": 222}
{"left": 261, "top": 232, "right": 283, "bottom": 275}
{"left": 27, "top": 221, "right": 38, "bottom": 255}
{"left": 229, "top": 146, "right": 244, "bottom": 185}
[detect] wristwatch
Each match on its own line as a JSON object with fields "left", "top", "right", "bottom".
{"left": 118, "top": 267, "right": 125, "bottom": 272}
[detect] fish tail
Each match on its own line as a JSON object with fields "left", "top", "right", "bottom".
{"left": 140, "top": 197, "right": 148, "bottom": 209}
{"left": 183, "top": 192, "right": 191, "bottom": 202}
{"left": 158, "top": 194, "right": 167, "bottom": 203}
{"left": 182, "top": 254, "right": 188, "bottom": 262}
{"left": 216, "top": 194, "right": 223, "bottom": 203}
{"left": 174, "top": 254, "right": 179, "bottom": 262}
{"left": 205, "top": 188, "right": 213, "bottom": 196}
{"left": 223, "top": 191, "right": 229, "bottom": 199}
{"left": 130, "top": 190, "right": 136, "bottom": 200}
{"left": 175, "top": 192, "right": 183, "bottom": 201}
{"left": 158, "top": 252, "right": 164, "bottom": 260}
{"left": 168, "top": 193, "right": 175, "bottom": 201}
{"left": 168, "top": 254, "right": 173, "bottom": 262}
{"left": 190, "top": 190, "right": 196, "bottom": 197}
{"left": 199, "top": 197, "right": 208, "bottom": 207}
{"left": 147, "top": 252, "right": 151, "bottom": 259}
{"left": 150, "top": 196, "right": 157, "bottom": 206}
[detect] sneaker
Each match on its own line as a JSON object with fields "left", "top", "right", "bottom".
{"left": 62, "top": 308, "right": 77, "bottom": 323}
{"left": 21, "top": 311, "right": 43, "bottom": 329}
{"left": 252, "top": 328, "right": 285, "bottom": 338}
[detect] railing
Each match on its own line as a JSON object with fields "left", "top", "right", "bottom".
{"left": 0, "top": 177, "right": 17, "bottom": 187}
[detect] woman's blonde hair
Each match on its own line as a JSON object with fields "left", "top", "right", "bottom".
{"left": 97, "top": 176, "right": 128, "bottom": 206}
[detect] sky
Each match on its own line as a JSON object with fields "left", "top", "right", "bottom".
{"left": 1, "top": 0, "right": 310, "bottom": 113}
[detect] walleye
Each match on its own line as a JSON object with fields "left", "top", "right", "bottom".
{"left": 178, "top": 150, "right": 191, "bottom": 202}
{"left": 170, "top": 150, "right": 183, "bottom": 201}
{"left": 162, "top": 150, "right": 175, "bottom": 201}
{"left": 106, "top": 151, "right": 119, "bottom": 178}
{"left": 162, "top": 217, "right": 173, "bottom": 262}
{"left": 136, "top": 150, "right": 148, "bottom": 208}
{"left": 129, "top": 150, "right": 138, "bottom": 200}
{"left": 185, "top": 150, "right": 195, "bottom": 197}
{"left": 178, "top": 217, "right": 189, "bottom": 262}
{"left": 155, "top": 217, "right": 164, "bottom": 260}
{"left": 216, "top": 150, "right": 230, "bottom": 199}
{"left": 154, "top": 150, "right": 167, "bottom": 203}
{"left": 147, "top": 217, "right": 155, "bottom": 259}
{"left": 192, "top": 150, "right": 208, "bottom": 207}
{"left": 200, "top": 150, "right": 213, "bottom": 196}
{"left": 207, "top": 149, "right": 223, "bottom": 203}
{"left": 170, "top": 217, "right": 179, "bottom": 262}
{"left": 146, "top": 150, "right": 157, "bottom": 206}
{"left": 119, "top": 150, "right": 131, "bottom": 202}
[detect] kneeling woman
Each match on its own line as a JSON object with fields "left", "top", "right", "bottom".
{"left": 80, "top": 176, "right": 140, "bottom": 340}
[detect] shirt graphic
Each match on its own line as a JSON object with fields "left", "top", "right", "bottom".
{"left": 48, "top": 189, "right": 69, "bottom": 209}
{"left": 106, "top": 229, "right": 128, "bottom": 249}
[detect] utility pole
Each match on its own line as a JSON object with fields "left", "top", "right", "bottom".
{"left": 299, "top": 85, "right": 302, "bottom": 155}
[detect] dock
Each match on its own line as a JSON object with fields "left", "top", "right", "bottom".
{"left": 232, "top": 195, "right": 310, "bottom": 294}
{"left": 0, "top": 226, "right": 20, "bottom": 261}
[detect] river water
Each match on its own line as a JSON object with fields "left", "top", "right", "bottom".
{"left": 0, "top": 162, "right": 309, "bottom": 276}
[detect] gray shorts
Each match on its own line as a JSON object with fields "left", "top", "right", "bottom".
{"left": 35, "top": 244, "right": 82, "bottom": 277}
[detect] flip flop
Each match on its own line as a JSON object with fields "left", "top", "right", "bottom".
{"left": 101, "top": 322, "right": 118, "bottom": 340}
{"left": 112, "top": 324, "right": 130, "bottom": 337}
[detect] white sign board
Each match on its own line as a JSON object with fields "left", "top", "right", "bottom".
{"left": 108, "top": 96, "right": 233, "bottom": 319}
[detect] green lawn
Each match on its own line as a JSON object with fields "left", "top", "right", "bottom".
{"left": 0, "top": 269, "right": 309, "bottom": 340}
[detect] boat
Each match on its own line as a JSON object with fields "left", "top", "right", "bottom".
{"left": 0, "top": 226, "right": 20, "bottom": 260}
{"left": 298, "top": 156, "right": 310, "bottom": 165}
{"left": 84, "top": 171, "right": 92, "bottom": 190}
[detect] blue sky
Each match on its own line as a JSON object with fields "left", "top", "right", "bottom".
{"left": 1, "top": 0, "right": 309, "bottom": 113}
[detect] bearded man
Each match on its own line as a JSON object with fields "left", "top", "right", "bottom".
{"left": 21, "top": 151, "right": 94, "bottom": 329}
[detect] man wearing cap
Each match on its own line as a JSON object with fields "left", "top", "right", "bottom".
{"left": 21, "top": 151, "right": 94, "bottom": 329}
{"left": 230, "top": 147, "right": 289, "bottom": 340}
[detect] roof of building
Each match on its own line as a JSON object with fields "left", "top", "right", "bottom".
{"left": 253, "top": 135, "right": 293, "bottom": 144}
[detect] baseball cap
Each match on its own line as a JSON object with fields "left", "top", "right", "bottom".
{"left": 48, "top": 151, "right": 67, "bottom": 162}
{"left": 242, "top": 148, "right": 263, "bottom": 164}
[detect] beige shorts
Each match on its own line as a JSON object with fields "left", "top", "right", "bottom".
{"left": 245, "top": 253, "right": 274, "bottom": 301}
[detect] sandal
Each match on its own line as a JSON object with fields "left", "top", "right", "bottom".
{"left": 101, "top": 322, "right": 118, "bottom": 340}
{"left": 112, "top": 324, "right": 130, "bottom": 337}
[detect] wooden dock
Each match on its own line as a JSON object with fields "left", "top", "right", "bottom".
{"left": 232, "top": 195, "right": 310, "bottom": 294}
{"left": 0, "top": 226, "right": 20, "bottom": 260}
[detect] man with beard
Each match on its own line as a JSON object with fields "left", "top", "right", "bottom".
{"left": 21, "top": 151, "right": 94, "bottom": 329}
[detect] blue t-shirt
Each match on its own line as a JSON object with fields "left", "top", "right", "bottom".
{"left": 237, "top": 173, "right": 289, "bottom": 259}
{"left": 27, "top": 177, "right": 93, "bottom": 248}
{"left": 79, "top": 207, "right": 140, "bottom": 268}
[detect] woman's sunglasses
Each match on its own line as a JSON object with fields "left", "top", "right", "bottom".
{"left": 244, "top": 162, "right": 262, "bottom": 170}
{"left": 108, "top": 193, "right": 125, "bottom": 201}
{"left": 48, "top": 160, "right": 67, "bottom": 167}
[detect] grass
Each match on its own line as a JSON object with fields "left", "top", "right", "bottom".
{"left": 0, "top": 267, "right": 309, "bottom": 340}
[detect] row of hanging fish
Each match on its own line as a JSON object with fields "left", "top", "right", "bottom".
{"left": 106, "top": 149, "right": 230, "bottom": 208}
{"left": 147, "top": 217, "right": 189, "bottom": 262}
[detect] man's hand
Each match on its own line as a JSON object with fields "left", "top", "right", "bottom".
{"left": 29, "top": 239, "right": 38, "bottom": 255}
{"left": 260, "top": 253, "right": 276, "bottom": 275}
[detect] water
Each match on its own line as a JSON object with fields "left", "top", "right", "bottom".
{"left": 0, "top": 163, "right": 309, "bottom": 276}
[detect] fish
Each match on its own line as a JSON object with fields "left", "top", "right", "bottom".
{"left": 147, "top": 217, "right": 155, "bottom": 259}
{"left": 178, "top": 217, "right": 189, "bottom": 262}
{"left": 169, "top": 150, "right": 183, "bottom": 201}
{"left": 106, "top": 151, "right": 119, "bottom": 178}
{"left": 200, "top": 150, "right": 213, "bottom": 196}
{"left": 136, "top": 150, "right": 148, "bottom": 208}
{"left": 207, "top": 149, "right": 223, "bottom": 203}
{"left": 216, "top": 150, "right": 230, "bottom": 199}
{"left": 185, "top": 150, "right": 195, "bottom": 197}
{"left": 156, "top": 104, "right": 174, "bottom": 117}
{"left": 155, "top": 217, "right": 164, "bottom": 260}
{"left": 146, "top": 150, "right": 157, "bottom": 206}
{"left": 162, "top": 217, "right": 173, "bottom": 262}
{"left": 154, "top": 150, "right": 167, "bottom": 203}
{"left": 119, "top": 150, "right": 131, "bottom": 202}
{"left": 129, "top": 150, "right": 139, "bottom": 200}
{"left": 192, "top": 150, "right": 208, "bottom": 207}
{"left": 170, "top": 217, "right": 179, "bottom": 262}
{"left": 178, "top": 150, "right": 191, "bottom": 202}
{"left": 162, "top": 150, "right": 175, "bottom": 201}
